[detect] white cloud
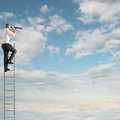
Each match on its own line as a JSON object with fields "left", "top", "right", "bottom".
{"left": 65, "top": 27, "right": 120, "bottom": 59}
{"left": 34, "top": 82, "right": 44, "bottom": 85}
{"left": 76, "top": 0, "right": 120, "bottom": 24}
{"left": 0, "top": 55, "right": 3, "bottom": 64}
{"left": 0, "top": 12, "right": 15, "bottom": 19}
{"left": 0, "top": 63, "right": 116, "bottom": 85}
{"left": 47, "top": 45, "right": 61, "bottom": 57}
{"left": 86, "top": 64, "right": 114, "bottom": 78}
{"left": 0, "top": 100, "right": 120, "bottom": 120}
{"left": 0, "top": 62, "right": 119, "bottom": 101}
{"left": 111, "top": 51, "right": 120, "bottom": 61}
{"left": 73, "top": 51, "right": 92, "bottom": 59}
{"left": 0, "top": 28, "right": 3, "bottom": 39}
{"left": 33, "top": 24, "right": 45, "bottom": 32}
{"left": 11, "top": 24, "right": 47, "bottom": 64}
{"left": 46, "top": 14, "right": 74, "bottom": 34}
{"left": 65, "top": 29, "right": 106, "bottom": 58}
{"left": 97, "top": 28, "right": 120, "bottom": 60}
{"left": 20, "top": 19, "right": 26, "bottom": 24}
{"left": 45, "top": 26, "right": 54, "bottom": 33}
{"left": 73, "top": 0, "right": 83, "bottom": 3}
{"left": 27, "top": 17, "right": 45, "bottom": 25}
{"left": 0, "top": 15, "right": 3, "bottom": 19}
{"left": 97, "top": 39, "right": 120, "bottom": 53}
{"left": 40, "top": 5, "right": 51, "bottom": 13}
{"left": 112, "top": 115, "right": 120, "bottom": 119}
{"left": 24, "top": 6, "right": 34, "bottom": 15}
{"left": 4, "top": 12, "right": 14, "bottom": 18}
{"left": 85, "top": 117, "right": 96, "bottom": 120}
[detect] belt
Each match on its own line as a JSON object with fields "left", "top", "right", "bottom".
{"left": 2, "top": 43, "right": 9, "bottom": 45}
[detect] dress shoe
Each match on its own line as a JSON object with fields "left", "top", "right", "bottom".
{"left": 4, "top": 68, "right": 10, "bottom": 72}
{"left": 7, "top": 68, "right": 10, "bottom": 71}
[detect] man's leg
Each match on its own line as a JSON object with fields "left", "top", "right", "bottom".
{"left": 7, "top": 44, "right": 17, "bottom": 62}
{"left": 3, "top": 50, "right": 9, "bottom": 70}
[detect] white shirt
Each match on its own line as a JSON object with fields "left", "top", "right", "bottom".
{"left": 2, "top": 28, "right": 16, "bottom": 44}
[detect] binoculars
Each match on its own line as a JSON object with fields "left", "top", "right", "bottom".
{"left": 10, "top": 26, "right": 22, "bottom": 29}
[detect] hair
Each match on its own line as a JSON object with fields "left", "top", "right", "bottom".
{"left": 6, "top": 23, "right": 10, "bottom": 28}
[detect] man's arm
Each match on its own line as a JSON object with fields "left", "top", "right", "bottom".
{"left": 11, "top": 27, "right": 16, "bottom": 36}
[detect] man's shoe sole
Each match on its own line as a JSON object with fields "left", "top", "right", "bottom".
{"left": 8, "top": 62, "right": 14, "bottom": 64}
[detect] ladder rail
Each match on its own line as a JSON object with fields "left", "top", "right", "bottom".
{"left": 4, "top": 43, "right": 15, "bottom": 120}
{"left": 14, "top": 43, "right": 15, "bottom": 120}
{"left": 4, "top": 62, "right": 5, "bottom": 120}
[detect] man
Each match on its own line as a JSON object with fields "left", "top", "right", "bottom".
{"left": 1, "top": 23, "right": 17, "bottom": 72}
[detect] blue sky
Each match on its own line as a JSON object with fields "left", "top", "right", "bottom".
{"left": 0, "top": 0, "right": 120, "bottom": 119}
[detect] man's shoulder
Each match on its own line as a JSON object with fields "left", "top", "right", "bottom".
{"left": 5, "top": 28, "right": 12, "bottom": 33}
{"left": 3, "top": 28, "right": 9, "bottom": 32}
{"left": 4, "top": 28, "right": 8, "bottom": 30}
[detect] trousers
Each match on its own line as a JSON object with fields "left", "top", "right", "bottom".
{"left": 1, "top": 43, "right": 17, "bottom": 69}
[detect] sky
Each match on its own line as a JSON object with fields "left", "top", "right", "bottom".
{"left": 0, "top": 0, "right": 120, "bottom": 119}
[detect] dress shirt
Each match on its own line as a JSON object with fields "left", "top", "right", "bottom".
{"left": 2, "top": 28, "right": 16, "bottom": 44}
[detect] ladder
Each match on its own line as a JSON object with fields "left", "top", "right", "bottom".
{"left": 4, "top": 43, "right": 15, "bottom": 120}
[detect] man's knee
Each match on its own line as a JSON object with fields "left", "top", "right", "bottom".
{"left": 15, "top": 49, "right": 17, "bottom": 53}
{"left": 14, "top": 49, "right": 17, "bottom": 53}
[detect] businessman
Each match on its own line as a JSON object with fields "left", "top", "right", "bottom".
{"left": 1, "top": 23, "right": 17, "bottom": 72}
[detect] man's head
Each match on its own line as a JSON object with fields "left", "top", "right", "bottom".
{"left": 6, "top": 23, "right": 11, "bottom": 30}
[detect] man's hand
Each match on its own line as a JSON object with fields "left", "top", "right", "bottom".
{"left": 12, "top": 27, "right": 16, "bottom": 31}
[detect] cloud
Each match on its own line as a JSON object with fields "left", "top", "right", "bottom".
{"left": 47, "top": 45, "right": 61, "bottom": 57}
{"left": 24, "top": 6, "right": 34, "bottom": 15}
{"left": 11, "top": 24, "right": 47, "bottom": 64}
{"left": 110, "top": 51, "right": 120, "bottom": 61}
{"left": 0, "top": 15, "right": 3, "bottom": 19}
{"left": 85, "top": 117, "right": 96, "bottom": 120}
{"left": 1, "top": 100, "right": 120, "bottom": 120}
{"left": 27, "top": 17, "right": 45, "bottom": 25}
{"left": 73, "top": 51, "right": 92, "bottom": 59}
{"left": 4, "top": 12, "right": 14, "bottom": 18}
{"left": 65, "top": 29, "right": 106, "bottom": 58}
{"left": 86, "top": 64, "right": 114, "bottom": 78}
{"left": 72, "top": 0, "right": 83, "bottom": 3}
{"left": 33, "top": 24, "right": 45, "bottom": 32}
{"left": 76, "top": 0, "right": 120, "bottom": 24}
{"left": 46, "top": 14, "right": 74, "bottom": 34}
{"left": 0, "top": 28, "right": 3, "bottom": 39}
{"left": 65, "top": 27, "right": 120, "bottom": 59}
{"left": 0, "top": 62, "right": 116, "bottom": 88}
{"left": 34, "top": 82, "right": 44, "bottom": 85}
{"left": 40, "top": 5, "right": 52, "bottom": 13}
{"left": 0, "top": 62, "right": 120, "bottom": 102}
{"left": 0, "top": 12, "right": 14, "bottom": 19}
{"left": 97, "top": 39, "right": 120, "bottom": 54}
{"left": 66, "top": 1, "right": 120, "bottom": 59}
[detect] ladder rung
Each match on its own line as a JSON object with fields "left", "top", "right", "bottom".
{"left": 5, "top": 83, "right": 14, "bottom": 84}
{"left": 5, "top": 90, "right": 14, "bottom": 91}
{"left": 5, "top": 117, "right": 14, "bottom": 118}
{"left": 5, "top": 103, "right": 14, "bottom": 105}
{"left": 5, "top": 76, "right": 14, "bottom": 78}
{"left": 5, "top": 97, "right": 14, "bottom": 98}
{"left": 5, "top": 110, "right": 14, "bottom": 111}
